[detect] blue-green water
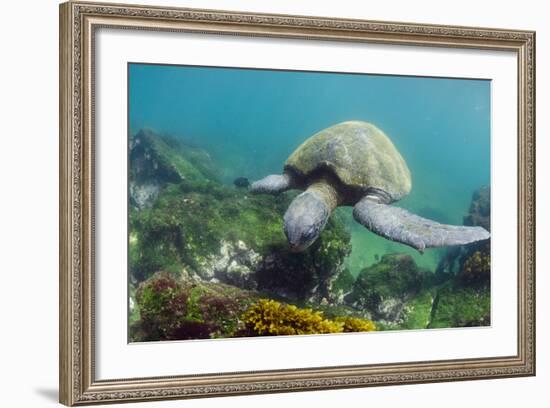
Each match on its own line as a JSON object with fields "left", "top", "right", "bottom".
{"left": 129, "top": 63, "right": 490, "bottom": 275}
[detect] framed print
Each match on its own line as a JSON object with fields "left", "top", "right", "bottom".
{"left": 59, "top": 1, "right": 536, "bottom": 405}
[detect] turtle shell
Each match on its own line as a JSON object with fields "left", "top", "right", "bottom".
{"left": 284, "top": 121, "right": 411, "bottom": 201}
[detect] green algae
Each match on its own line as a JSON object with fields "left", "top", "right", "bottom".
{"left": 429, "top": 283, "right": 490, "bottom": 328}
{"left": 347, "top": 254, "right": 427, "bottom": 312}
{"left": 399, "top": 290, "right": 435, "bottom": 330}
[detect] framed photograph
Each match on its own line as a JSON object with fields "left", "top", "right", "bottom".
{"left": 59, "top": 1, "right": 535, "bottom": 405}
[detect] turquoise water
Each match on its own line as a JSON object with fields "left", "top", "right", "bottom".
{"left": 129, "top": 63, "right": 490, "bottom": 275}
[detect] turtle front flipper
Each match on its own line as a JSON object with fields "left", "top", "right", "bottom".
{"left": 250, "top": 173, "right": 294, "bottom": 195}
{"left": 353, "top": 197, "right": 490, "bottom": 253}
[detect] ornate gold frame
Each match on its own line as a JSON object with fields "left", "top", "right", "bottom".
{"left": 59, "top": 1, "right": 536, "bottom": 405}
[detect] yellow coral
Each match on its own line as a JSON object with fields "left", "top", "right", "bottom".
{"left": 242, "top": 299, "right": 376, "bottom": 336}
{"left": 333, "top": 316, "right": 376, "bottom": 332}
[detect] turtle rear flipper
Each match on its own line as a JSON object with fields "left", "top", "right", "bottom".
{"left": 250, "top": 173, "right": 293, "bottom": 195}
{"left": 353, "top": 198, "right": 490, "bottom": 253}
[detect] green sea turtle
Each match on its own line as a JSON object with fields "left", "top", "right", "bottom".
{"left": 250, "top": 121, "right": 490, "bottom": 253}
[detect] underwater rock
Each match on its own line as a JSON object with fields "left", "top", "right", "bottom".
{"left": 130, "top": 271, "right": 257, "bottom": 342}
{"left": 345, "top": 254, "right": 431, "bottom": 325}
{"left": 436, "top": 185, "right": 491, "bottom": 278}
{"left": 429, "top": 186, "right": 491, "bottom": 328}
{"left": 130, "top": 273, "right": 377, "bottom": 341}
{"left": 129, "top": 129, "right": 220, "bottom": 210}
{"left": 463, "top": 185, "right": 491, "bottom": 232}
{"left": 457, "top": 244, "right": 491, "bottom": 286}
{"left": 330, "top": 268, "right": 355, "bottom": 304}
{"left": 398, "top": 290, "right": 436, "bottom": 330}
{"left": 132, "top": 271, "right": 191, "bottom": 341}
{"left": 129, "top": 181, "right": 352, "bottom": 304}
{"left": 201, "top": 240, "right": 262, "bottom": 289}
{"left": 130, "top": 182, "right": 161, "bottom": 210}
{"left": 429, "top": 283, "right": 490, "bottom": 328}
{"left": 350, "top": 207, "right": 490, "bottom": 330}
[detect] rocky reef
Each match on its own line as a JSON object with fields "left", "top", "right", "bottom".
{"left": 130, "top": 272, "right": 376, "bottom": 342}
{"left": 129, "top": 129, "right": 221, "bottom": 210}
{"left": 129, "top": 129, "right": 351, "bottom": 303}
{"left": 128, "top": 129, "right": 491, "bottom": 341}
{"left": 130, "top": 271, "right": 256, "bottom": 341}
{"left": 345, "top": 254, "right": 435, "bottom": 329}
{"left": 430, "top": 186, "right": 491, "bottom": 327}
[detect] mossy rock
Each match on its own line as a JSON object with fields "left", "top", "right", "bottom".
{"left": 130, "top": 184, "right": 288, "bottom": 281}
{"left": 398, "top": 290, "right": 435, "bottom": 330}
{"left": 346, "top": 253, "right": 429, "bottom": 320}
{"left": 437, "top": 186, "right": 491, "bottom": 278}
{"left": 130, "top": 129, "right": 220, "bottom": 187}
{"left": 457, "top": 242, "right": 491, "bottom": 287}
{"left": 330, "top": 268, "right": 355, "bottom": 302}
{"left": 129, "top": 129, "right": 221, "bottom": 209}
{"left": 463, "top": 186, "right": 490, "bottom": 232}
{"left": 428, "top": 282, "right": 490, "bottom": 328}
{"left": 130, "top": 183, "right": 352, "bottom": 303}
{"left": 130, "top": 273, "right": 377, "bottom": 341}
{"left": 130, "top": 271, "right": 258, "bottom": 342}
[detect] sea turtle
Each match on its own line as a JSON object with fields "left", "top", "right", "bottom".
{"left": 250, "top": 121, "right": 490, "bottom": 253}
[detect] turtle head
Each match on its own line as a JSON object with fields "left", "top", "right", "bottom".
{"left": 283, "top": 190, "right": 330, "bottom": 252}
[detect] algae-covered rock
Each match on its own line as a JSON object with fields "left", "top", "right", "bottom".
{"left": 429, "top": 283, "right": 490, "bottom": 328}
{"left": 463, "top": 186, "right": 490, "bottom": 232}
{"left": 426, "top": 186, "right": 491, "bottom": 329}
{"left": 132, "top": 271, "right": 191, "bottom": 341}
{"left": 343, "top": 249, "right": 488, "bottom": 330}
{"left": 428, "top": 234, "right": 491, "bottom": 329}
{"left": 436, "top": 186, "right": 491, "bottom": 277}
{"left": 458, "top": 244, "right": 491, "bottom": 286}
{"left": 346, "top": 254, "right": 430, "bottom": 324}
{"left": 130, "top": 183, "right": 352, "bottom": 302}
{"left": 398, "top": 290, "right": 435, "bottom": 330}
{"left": 130, "top": 273, "right": 376, "bottom": 341}
{"left": 206, "top": 239, "right": 262, "bottom": 289}
{"left": 129, "top": 129, "right": 220, "bottom": 209}
{"left": 330, "top": 268, "right": 355, "bottom": 304}
{"left": 130, "top": 271, "right": 257, "bottom": 342}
